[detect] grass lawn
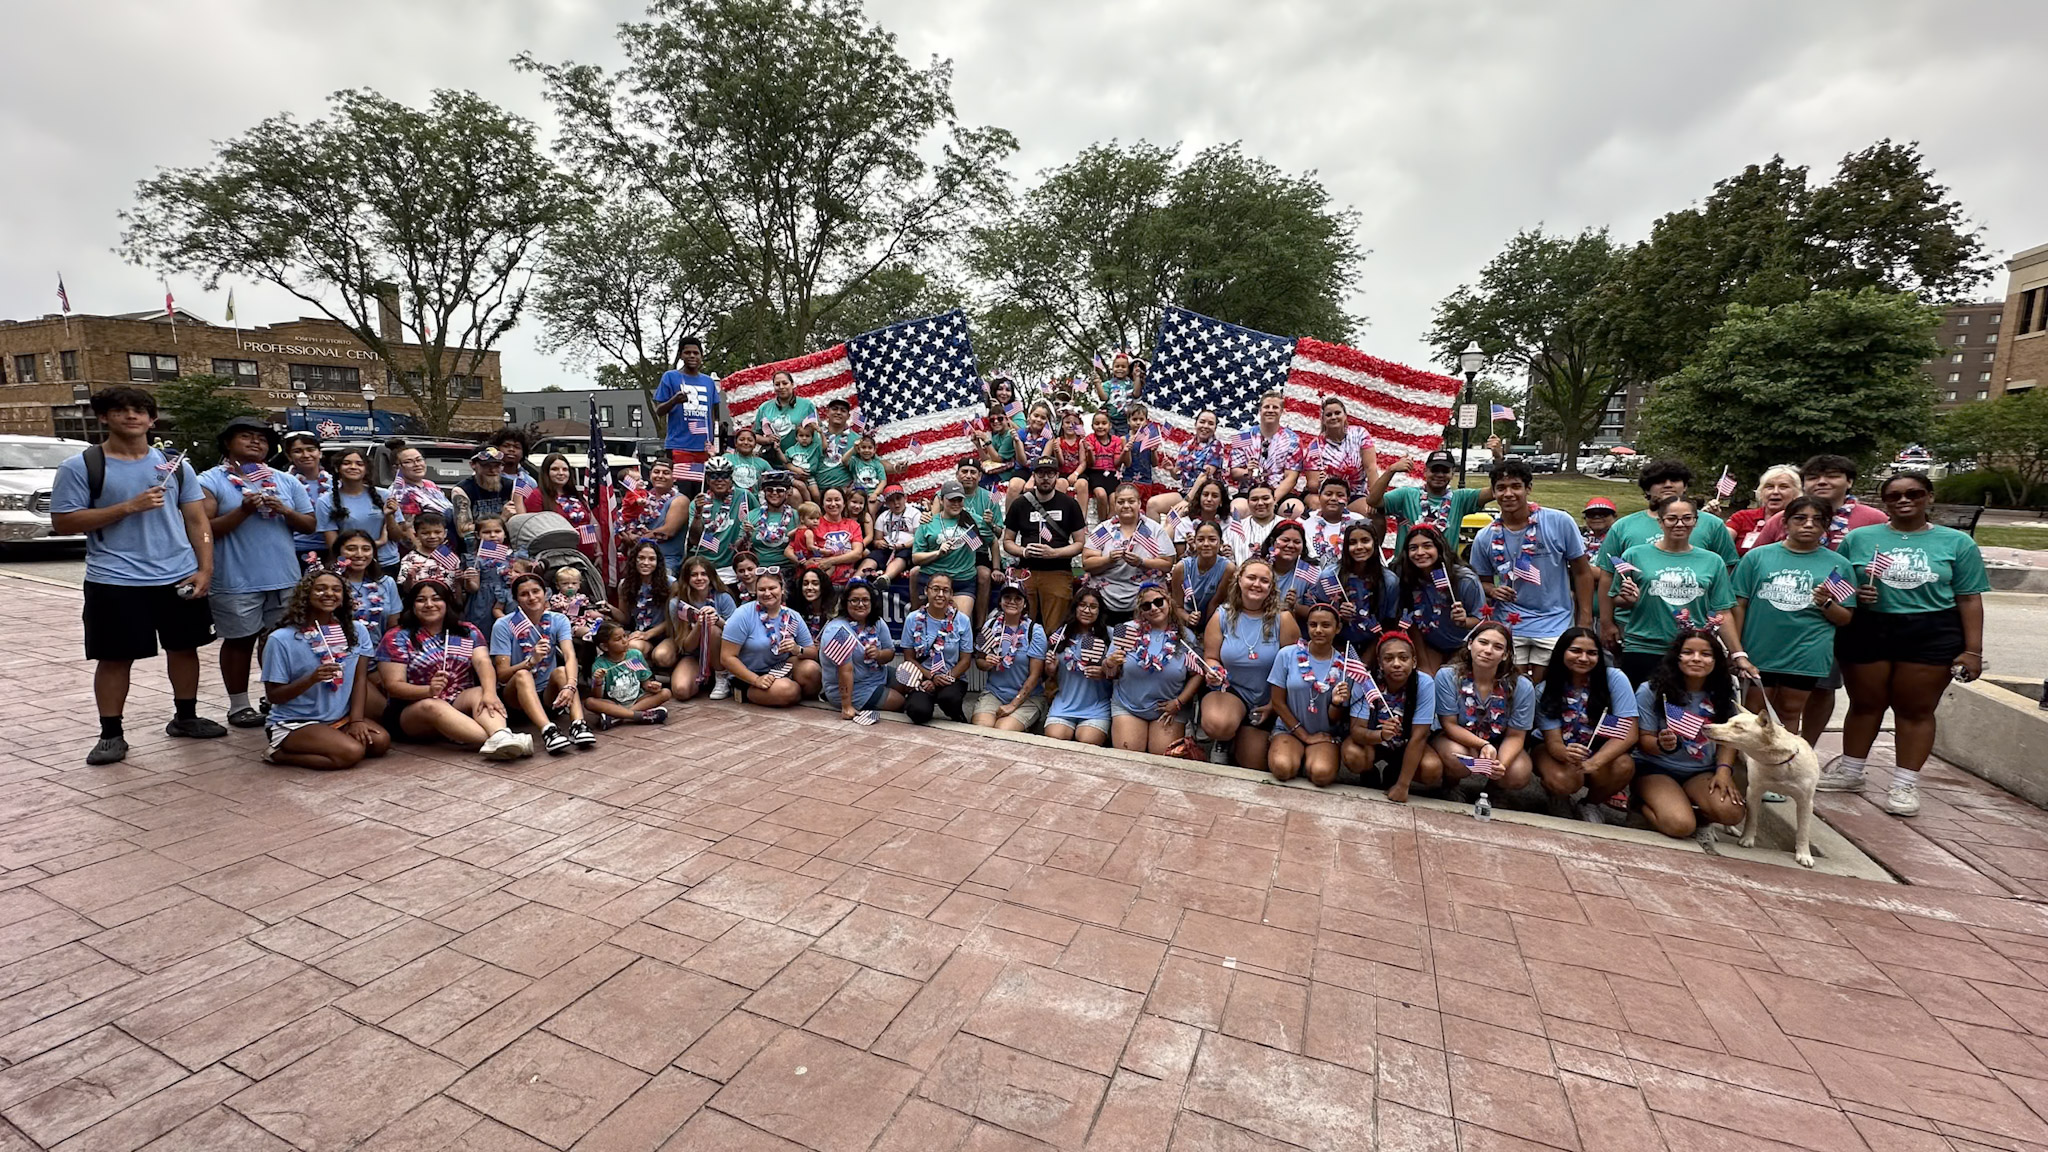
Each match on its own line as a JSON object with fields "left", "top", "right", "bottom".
{"left": 1975, "top": 525, "right": 2048, "bottom": 552}
{"left": 1439, "top": 468, "right": 1642, "bottom": 526}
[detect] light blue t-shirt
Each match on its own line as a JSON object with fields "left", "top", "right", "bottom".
{"left": 316, "top": 485, "right": 398, "bottom": 568}
{"left": 50, "top": 447, "right": 203, "bottom": 587}
{"left": 1361, "top": 671, "right": 1438, "bottom": 740}
{"left": 982, "top": 621, "right": 1047, "bottom": 701}
{"left": 1112, "top": 627, "right": 1195, "bottom": 718}
{"left": 1635, "top": 683, "right": 1721, "bottom": 775}
{"left": 1468, "top": 507, "right": 1587, "bottom": 640}
{"left": 1047, "top": 633, "right": 1114, "bottom": 722}
{"left": 199, "top": 465, "right": 313, "bottom": 594}
{"left": 261, "top": 621, "right": 377, "bottom": 724}
{"left": 819, "top": 619, "right": 896, "bottom": 709}
{"left": 1535, "top": 667, "right": 1640, "bottom": 742}
{"left": 723, "top": 603, "right": 815, "bottom": 676}
{"left": 344, "top": 576, "right": 401, "bottom": 634}
{"left": 1311, "top": 564, "right": 1402, "bottom": 652}
{"left": 1266, "top": 644, "right": 1346, "bottom": 737}
{"left": 673, "top": 592, "right": 739, "bottom": 624}
{"left": 655, "top": 371, "right": 720, "bottom": 452}
{"left": 488, "top": 609, "right": 575, "bottom": 682}
{"left": 1217, "top": 609, "right": 1285, "bottom": 708}
{"left": 1432, "top": 668, "right": 1537, "bottom": 741}
{"left": 900, "top": 609, "right": 973, "bottom": 675}
{"left": 290, "top": 469, "right": 332, "bottom": 553}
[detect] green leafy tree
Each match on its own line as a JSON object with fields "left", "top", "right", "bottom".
{"left": 153, "top": 375, "right": 263, "bottom": 471}
{"left": 1930, "top": 390, "right": 2048, "bottom": 508}
{"left": 1638, "top": 289, "right": 1941, "bottom": 478}
{"left": 1600, "top": 142, "right": 1989, "bottom": 390}
{"left": 533, "top": 194, "right": 728, "bottom": 435}
{"left": 969, "top": 140, "right": 1362, "bottom": 380}
{"left": 1429, "top": 228, "right": 1621, "bottom": 472}
{"left": 121, "top": 89, "right": 573, "bottom": 434}
{"left": 520, "top": 0, "right": 1015, "bottom": 368}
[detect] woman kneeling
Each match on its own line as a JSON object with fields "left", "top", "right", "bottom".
{"left": 490, "top": 572, "right": 594, "bottom": 755}
{"left": 1533, "top": 627, "right": 1637, "bottom": 823}
{"left": 261, "top": 570, "right": 391, "bottom": 770}
{"left": 1267, "top": 603, "right": 1351, "bottom": 786}
{"left": 720, "top": 568, "right": 822, "bottom": 707}
{"left": 1634, "top": 630, "right": 1746, "bottom": 839}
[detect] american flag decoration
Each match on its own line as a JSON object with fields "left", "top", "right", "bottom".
{"left": 1612, "top": 557, "right": 1641, "bottom": 578}
{"left": 1715, "top": 466, "right": 1737, "bottom": 499}
{"left": 1146, "top": 305, "right": 1460, "bottom": 466}
{"left": 56, "top": 275, "right": 70, "bottom": 314}
{"left": 675, "top": 458, "right": 705, "bottom": 483}
{"left": 1491, "top": 403, "right": 1516, "bottom": 423}
{"left": 587, "top": 399, "right": 617, "bottom": 587}
{"left": 1432, "top": 565, "right": 1453, "bottom": 595}
{"left": 318, "top": 623, "right": 349, "bottom": 690}
{"left": 445, "top": 635, "right": 475, "bottom": 688}
{"left": 432, "top": 545, "right": 462, "bottom": 574}
{"left": 718, "top": 310, "right": 983, "bottom": 499}
{"left": 1139, "top": 422, "right": 1166, "bottom": 454}
{"left": 1318, "top": 570, "right": 1345, "bottom": 606}
{"left": 477, "top": 540, "right": 511, "bottom": 568}
{"left": 1593, "top": 714, "right": 1636, "bottom": 743}
{"left": 1671, "top": 606, "right": 1695, "bottom": 629}
{"left": 853, "top": 710, "right": 878, "bottom": 725}
{"left": 1459, "top": 754, "right": 1499, "bottom": 779}
{"left": 1664, "top": 703, "right": 1708, "bottom": 741}
{"left": 820, "top": 627, "right": 859, "bottom": 666}
{"left": 1822, "top": 569, "right": 1857, "bottom": 603}
{"left": 1513, "top": 556, "right": 1542, "bottom": 586}
{"left": 1864, "top": 552, "right": 1895, "bottom": 581}
{"left": 509, "top": 613, "right": 535, "bottom": 658}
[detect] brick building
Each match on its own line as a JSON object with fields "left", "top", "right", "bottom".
{"left": 1991, "top": 241, "right": 2048, "bottom": 399}
{"left": 1926, "top": 300, "right": 2005, "bottom": 408}
{"left": 0, "top": 309, "right": 503, "bottom": 441}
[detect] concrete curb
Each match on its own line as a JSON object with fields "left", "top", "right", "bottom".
{"left": 1988, "top": 566, "right": 2048, "bottom": 594}
{"left": 1933, "top": 680, "right": 2048, "bottom": 809}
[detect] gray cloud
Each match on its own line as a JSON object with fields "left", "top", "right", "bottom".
{"left": 2, "top": 0, "right": 2039, "bottom": 395}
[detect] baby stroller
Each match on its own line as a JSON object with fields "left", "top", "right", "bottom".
{"left": 508, "top": 511, "right": 609, "bottom": 667}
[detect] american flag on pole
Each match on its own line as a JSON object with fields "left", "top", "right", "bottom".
{"left": 719, "top": 310, "right": 983, "bottom": 499}
{"left": 1863, "top": 552, "right": 1895, "bottom": 581}
{"left": 1432, "top": 565, "right": 1453, "bottom": 595}
{"left": 820, "top": 626, "right": 859, "bottom": 666}
{"left": 1593, "top": 714, "right": 1636, "bottom": 743}
{"left": 588, "top": 399, "right": 616, "bottom": 588}
{"left": 1664, "top": 703, "right": 1708, "bottom": 741}
{"left": 1822, "top": 569, "right": 1856, "bottom": 603}
{"left": 1491, "top": 404, "right": 1516, "bottom": 423}
{"left": 1147, "top": 305, "right": 1461, "bottom": 466}
{"left": 1715, "top": 466, "right": 1737, "bottom": 499}
{"left": 56, "top": 275, "right": 70, "bottom": 314}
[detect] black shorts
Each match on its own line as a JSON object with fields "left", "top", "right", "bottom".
{"left": 1081, "top": 469, "right": 1118, "bottom": 495}
{"left": 83, "top": 580, "right": 216, "bottom": 662}
{"left": 1837, "top": 607, "right": 1965, "bottom": 668}
{"left": 382, "top": 697, "right": 427, "bottom": 742}
{"left": 1617, "top": 650, "right": 1662, "bottom": 688}
{"left": 1758, "top": 671, "right": 1821, "bottom": 691}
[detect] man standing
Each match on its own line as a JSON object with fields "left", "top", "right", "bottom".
{"left": 811, "top": 398, "right": 860, "bottom": 494}
{"left": 1002, "top": 454, "right": 1086, "bottom": 631}
{"left": 489, "top": 427, "right": 537, "bottom": 497}
{"left": 281, "top": 430, "right": 330, "bottom": 563}
{"left": 1368, "top": 441, "right": 1503, "bottom": 556}
{"left": 653, "top": 334, "right": 718, "bottom": 497}
{"left": 752, "top": 371, "right": 818, "bottom": 462}
{"left": 51, "top": 387, "right": 225, "bottom": 764}
{"left": 1468, "top": 460, "right": 1593, "bottom": 679}
{"left": 201, "top": 416, "right": 316, "bottom": 728}
{"left": 1593, "top": 459, "right": 1738, "bottom": 649}
{"left": 454, "top": 446, "right": 517, "bottom": 548}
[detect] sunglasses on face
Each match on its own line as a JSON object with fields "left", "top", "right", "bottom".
{"left": 1138, "top": 598, "right": 1166, "bottom": 611}
{"left": 1883, "top": 489, "right": 1931, "bottom": 502}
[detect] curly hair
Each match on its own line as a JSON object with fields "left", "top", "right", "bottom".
{"left": 1647, "top": 628, "right": 1737, "bottom": 723}
{"left": 281, "top": 570, "right": 361, "bottom": 649}
{"left": 615, "top": 541, "right": 671, "bottom": 617}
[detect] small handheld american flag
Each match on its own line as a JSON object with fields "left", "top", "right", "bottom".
{"left": 1664, "top": 703, "right": 1707, "bottom": 741}
{"left": 1231, "top": 427, "right": 1261, "bottom": 464}
{"left": 1612, "top": 558, "right": 1641, "bottom": 578}
{"left": 821, "top": 627, "right": 858, "bottom": 666}
{"left": 152, "top": 451, "right": 185, "bottom": 489}
{"left": 1318, "top": 570, "right": 1345, "bottom": 605}
{"left": 509, "top": 613, "right": 535, "bottom": 658}
{"left": 1139, "top": 422, "right": 1165, "bottom": 453}
{"left": 1432, "top": 565, "right": 1452, "bottom": 594}
{"left": 1593, "top": 714, "right": 1635, "bottom": 743}
{"left": 318, "top": 623, "right": 348, "bottom": 690}
{"left": 578, "top": 522, "right": 599, "bottom": 546}
{"left": 1863, "top": 552, "right": 1895, "bottom": 581}
{"left": 1459, "top": 754, "right": 1499, "bottom": 779}
{"left": 1715, "top": 466, "right": 1736, "bottom": 498}
{"left": 433, "top": 545, "right": 461, "bottom": 574}
{"left": 1513, "top": 556, "right": 1542, "bottom": 586}
{"left": 477, "top": 540, "right": 511, "bottom": 567}
{"left": 1822, "top": 569, "right": 1856, "bottom": 603}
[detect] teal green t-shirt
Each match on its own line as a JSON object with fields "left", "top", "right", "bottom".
{"left": 848, "top": 454, "right": 888, "bottom": 494}
{"left": 1838, "top": 524, "right": 1990, "bottom": 614}
{"left": 1615, "top": 543, "right": 1735, "bottom": 654}
{"left": 781, "top": 438, "right": 824, "bottom": 485}
{"left": 689, "top": 489, "right": 758, "bottom": 569}
{"left": 1381, "top": 485, "right": 1487, "bottom": 553}
{"left": 913, "top": 517, "right": 981, "bottom": 583}
{"left": 1596, "top": 507, "right": 1737, "bottom": 574}
{"left": 813, "top": 427, "right": 859, "bottom": 491}
{"left": 959, "top": 488, "right": 1000, "bottom": 544}
{"left": 747, "top": 504, "right": 800, "bottom": 568}
{"left": 721, "top": 451, "right": 772, "bottom": 493}
{"left": 753, "top": 398, "right": 818, "bottom": 455}
{"left": 1732, "top": 542, "right": 1850, "bottom": 677}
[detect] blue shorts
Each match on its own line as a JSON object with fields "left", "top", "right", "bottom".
{"left": 1047, "top": 711, "right": 1111, "bottom": 736}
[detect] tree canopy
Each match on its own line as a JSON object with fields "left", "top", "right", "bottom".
{"left": 968, "top": 140, "right": 1361, "bottom": 380}
{"left": 120, "top": 89, "right": 573, "bottom": 434}
{"left": 1931, "top": 390, "right": 2048, "bottom": 508}
{"left": 1638, "top": 289, "right": 1942, "bottom": 478}
{"left": 519, "top": 0, "right": 1014, "bottom": 367}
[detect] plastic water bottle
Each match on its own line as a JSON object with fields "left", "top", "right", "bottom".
{"left": 1473, "top": 794, "right": 1493, "bottom": 821}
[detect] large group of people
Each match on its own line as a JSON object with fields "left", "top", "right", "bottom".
{"left": 54, "top": 350, "right": 1989, "bottom": 840}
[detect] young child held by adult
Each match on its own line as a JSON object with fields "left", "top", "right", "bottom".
{"left": 548, "top": 564, "right": 607, "bottom": 644}
{"left": 583, "top": 622, "right": 672, "bottom": 728}
{"left": 789, "top": 501, "right": 824, "bottom": 568}
{"left": 397, "top": 511, "right": 466, "bottom": 593}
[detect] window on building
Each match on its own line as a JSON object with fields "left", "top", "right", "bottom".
{"left": 1948, "top": 373, "right": 1961, "bottom": 382}
{"left": 1986, "top": 352, "right": 1998, "bottom": 362}
{"left": 1945, "top": 391, "right": 1959, "bottom": 401}
{"left": 1987, "top": 333, "right": 1998, "bottom": 345}
{"left": 600, "top": 405, "right": 614, "bottom": 425}
{"left": 1991, "top": 312, "right": 2001, "bottom": 325}
{"left": 12, "top": 355, "right": 36, "bottom": 383}
{"left": 288, "top": 363, "right": 360, "bottom": 389}
{"left": 59, "top": 350, "right": 77, "bottom": 381}
{"left": 458, "top": 375, "right": 484, "bottom": 400}
{"left": 127, "top": 353, "right": 178, "bottom": 382}
{"left": 1981, "top": 372, "right": 1993, "bottom": 383}
{"left": 1957, "top": 315, "right": 1971, "bottom": 325}
{"left": 210, "top": 358, "right": 260, "bottom": 387}
{"left": 1978, "top": 390, "right": 1991, "bottom": 400}
{"left": 50, "top": 404, "right": 104, "bottom": 444}
{"left": 1953, "top": 334, "right": 1968, "bottom": 345}
{"left": 2023, "top": 289, "right": 2042, "bottom": 335}
{"left": 557, "top": 406, "right": 571, "bottom": 420}
{"left": 531, "top": 406, "right": 545, "bottom": 423}
{"left": 1950, "top": 354, "right": 1964, "bottom": 364}
{"left": 628, "top": 405, "right": 643, "bottom": 427}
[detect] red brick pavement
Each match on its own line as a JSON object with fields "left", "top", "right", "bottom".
{"left": 9, "top": 574, "right": 2048, "bottom": 1150}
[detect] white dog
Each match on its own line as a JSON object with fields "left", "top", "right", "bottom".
{"left": 1702, "top": 707, "right": 1820, "bottom": 868}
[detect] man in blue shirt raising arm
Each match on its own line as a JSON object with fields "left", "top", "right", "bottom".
{"left": 50, "top": 386, "right": 226, "bottom": 764}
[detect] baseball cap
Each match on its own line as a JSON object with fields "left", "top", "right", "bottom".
{"left": 938, "top": 479, "right": 966, "bottom": 500}
{"left": 1584, "top": 496, "right": 1617, "bottom": 513}
{"left": 1031, "top": 454, "right": 1059, "bottom": 472}
{"left": 880, "top": 484, "right": 906, "bottom": 499}
{"left": 1424, "top": 449, "right": 1457, "bottom": 470}
{"left": 470, "top": 446, "right": 503, "bottom": 464}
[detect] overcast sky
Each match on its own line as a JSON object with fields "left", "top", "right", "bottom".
{"left": 3, "top": 0, "right": 2041, "bottom": 396}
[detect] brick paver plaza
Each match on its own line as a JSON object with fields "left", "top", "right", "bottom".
{"left": 9, "top": 572, "right": 2048, "bottom": 1150}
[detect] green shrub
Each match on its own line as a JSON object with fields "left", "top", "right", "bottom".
{"left": 1934, "top": 469, "right": 2042, "bottom": 508}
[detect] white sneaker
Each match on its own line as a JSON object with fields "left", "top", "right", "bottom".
{"left": 1815, "top": 760, "right": 1866, "bottom": 793}
{"left": 479, "top": 729, "right": 522, "bottom": 760}
{"left": 709, "top": 672, "right": 732, "bottom": 701}
{"left": 515, "top": 733, "right": 535, "bottom": 758}
{"left": 1886, "top": 783, "right": 1921, "bottom": 817}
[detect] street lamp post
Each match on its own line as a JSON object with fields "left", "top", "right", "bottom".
{"left": 1456, "top": 342, "right": 1485, "bottom": 490}
{"left": 361, "top": 383, "right": 377, "bottom": 435}
{"left": 294, "top": 390, "right": 310, "bottom": 431}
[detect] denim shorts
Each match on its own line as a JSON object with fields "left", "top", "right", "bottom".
{"left": 210, "top": 588, "right": 290, "bottom": 640}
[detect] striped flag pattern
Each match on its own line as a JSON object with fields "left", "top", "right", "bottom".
{"left": 1664, "top": 704, "right": 1707, "bottom": 741}
{"left": 1593, "top": 714, "right": 1636, "bottom": 743}
{"left": 1822, "top": 570, "right": 1857, "bottom": 603}
{"left": 820, "top": 627, "right": 859, "bottom": 666}
{"left": 1864, "top": 552, "right": 1895, "bottom": 581}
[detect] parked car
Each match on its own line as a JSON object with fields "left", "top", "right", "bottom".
{"left": 316, "top": 438, "right": 482, "bottom": 489}
{"left": 1526, "top": 453, "right": 1562, "bottom": 474}
{"left": 0, "top": 434, "right": 91, "bottom": 544}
